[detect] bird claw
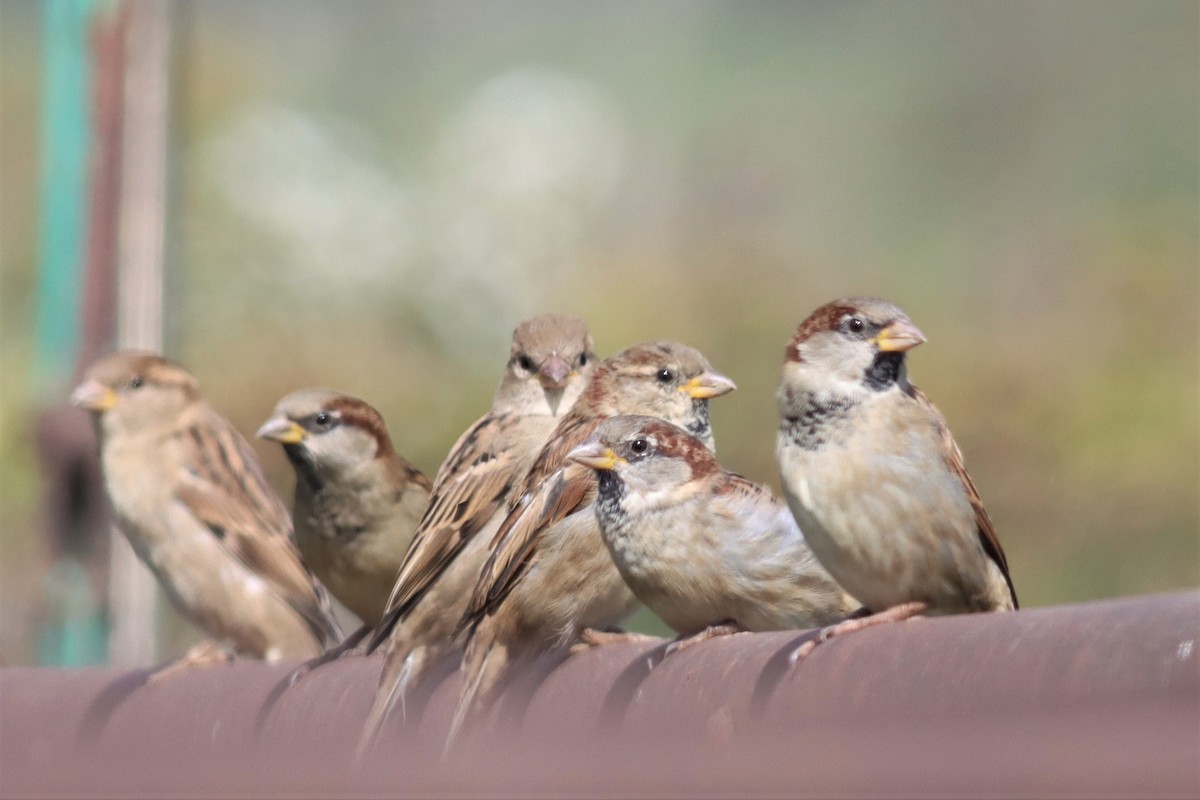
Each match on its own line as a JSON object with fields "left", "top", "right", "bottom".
{"left": 663, "top": 621, "right": 744, "bottom": 659}
{"left": 147, "top": 640, "right": 235, "bottom": 684}
{"left": 571, "top": 627, "right": 663, "bottom": 653}
{"left": 787, "top": 602, "right": 928, "bottom": 664}
{"left": 787, "top": 637, "right": 818, "bottom": 665}
{"left": 285, "top": 661, "right": 317, "bottom": 687}
{"left": 285, "top": 625, "right": 372, "bottom": 686}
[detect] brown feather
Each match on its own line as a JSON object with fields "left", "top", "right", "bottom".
{"left": 785, "top": 301, "right": 857, "bottom": 362}
{"left": 711, "top": 470, "right": 768, "bottom": 503}
{"left": 644, "top": 419, "right": 721, "bottom": 481}
{"left": 366, "top": 413, "right": 520, "bottom": 651}
{"left": 464, "top": 415, "right": 601, "bottom": 628}
{"left": 175, "top": 412, "right": 342, "bottom": 644}
{"left": 911, "top": 387, "right": 1018, "bottom": 609}
{"left": 325, "top": 395, "right": 400, "bottom": 461}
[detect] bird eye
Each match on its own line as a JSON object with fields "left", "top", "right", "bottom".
{"left": 130, "top": 375, "right": 144, "bottom": 389}
{"left": 578, "top": 353, "right": 588, "bottom": 367}
{"left": 517, "top": 355, "right": 534, "bottom": 371}
{"left": 630, "top": 438, "right": 649, "bottom": 454}
{"left": 849, "top": 317, "right": 865, "bottom": 332}
{"left": 314, "top": 412, "right": 332, "bottom": 428}
{"left": 656, "top": 368, "right": 674, "bottom": 383}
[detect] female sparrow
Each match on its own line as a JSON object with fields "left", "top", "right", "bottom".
{"left": 775, "top": 298, "right": 1017, "bottom": 655}
{"left": 449, "top": 341, "right": 736, "bottom": 746}
{"left": 71, "top": 351, "right": 342, "bottom": 668}
{"left": 358, "top": 314, "right": 596, "bottom": 749}
{"left": 257, "top": 389, "right": 431, "bottom": 658}
{"left": 569, "top": 415, "right": 856, "bottom": 646}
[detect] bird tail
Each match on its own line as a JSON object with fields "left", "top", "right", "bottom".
{"left": 444, "top": 630, "right": 508, "bottom": 757}
{"left": 355, "top": 643, "right": 425, "bottom": 761}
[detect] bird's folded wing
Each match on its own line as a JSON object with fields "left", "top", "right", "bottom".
{"left": 713, "top": 470, "right": 770, "bottom": 504}
{"left": 460, "top": 415, "right": 600, "bottom": 632}
{"left": 366, "top": 414, "right": 519, "bottom": 651}
{"left": 174, "top": 414, "right": 343, "bottom": 643}
{"left": 913, "top": 387, "right": 1018, "bottom": 609}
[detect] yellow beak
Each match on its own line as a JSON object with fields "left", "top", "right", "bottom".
{"left": 256, "top": 417, "right": 307, "bottom": 444}
{"left": 568, "top": 442, "right": 623, "bottom": 471}
{"left": 70, "top": 380, "right": 118, "bottom": 412}
{"left": 874, "top": 320, "right": 927, "bottom": 353}
{"left": 681, "top": 371, "right": 737, "bottom": 400}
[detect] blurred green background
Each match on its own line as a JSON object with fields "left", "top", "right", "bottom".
{"left": 1, "top": 1, "right": 1196, "bottom": 664}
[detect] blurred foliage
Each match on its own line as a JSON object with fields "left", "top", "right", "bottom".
{"left": 1, "top": 0, "right": 1196, "bottom": 662}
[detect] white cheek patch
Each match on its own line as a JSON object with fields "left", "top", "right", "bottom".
{"left": 620, "top": 485, "right": 676, "bottom": 516}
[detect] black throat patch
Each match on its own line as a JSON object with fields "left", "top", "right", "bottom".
{"left": 863, "top": 351, "right": 905, "bottom": 392}
{"left": 685, "top": 399, "right": 712, "bottom": 441}
{"left": 781, "top": 394, "right": 857, "bottom": 451}
{"left": 284, "top": 444, "right": 324, "bottom": 494}
{"left": 593, "top": 469, "right": 627, "bottom": 526}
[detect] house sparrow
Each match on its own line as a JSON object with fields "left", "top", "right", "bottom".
{"left": 358, "top": 314, "right": 597, "bottom": 749}
{"left": 568, "top": 415, "right": 856, "bottom": 648}
{"left": 775, "top": 298, "right": 1017, "bottom": 656}
{"left": 71, "top": 350, "right": 342, "bottom": 667}
{"left": 256, "top": 389, "right": 431, "bottom": 658}
{"left": 448, "top": 341, "right": 736, "bottom": 746}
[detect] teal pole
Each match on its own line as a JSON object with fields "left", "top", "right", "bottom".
{"left": 36, "top": 0, "right": 109, "bottom": 667}
{"left": 35, "top": 0, "right": 96, "bottom": 390}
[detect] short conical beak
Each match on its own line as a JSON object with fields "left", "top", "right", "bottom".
{"left": 538, "top": 354, "right": 572, "bottom": 390}
{"left": 256, "top": 416, "right": 307, "bottom": 444}
{"left": 875, "top": 319, "right": 927, "bottom": 353}
{"left": 70, "top": 380, "right": 117, "bottom": 412}
{"left": 681, "top": 371, "right": 737, "bottom": 400}
{"left": 568, "top": 442, "right": 622, "bottom": 471}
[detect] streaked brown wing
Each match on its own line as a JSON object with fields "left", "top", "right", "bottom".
{"left": 461, "top": 414, "right": 600, "bottom": 631}
{"left": 174, "top": 412, "right": 342, "bottom": 644}
{"left": 912, "top": 387, "right": 1018, "bottom": 609}
{"left": 713, "top": 470, "right": 771, "bottom": 504}
{"left": 366, "top": 413, "right": 519, "bottom": 652}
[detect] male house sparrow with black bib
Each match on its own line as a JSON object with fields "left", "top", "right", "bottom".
{"left": 257, "top": 389, "right": 431, "bottom": 658}
{"left": 359, "top": 314, "right": 596, "bottom": 749}
{"left": 72, "top": 351, "right": 342, "bottom": 669}
{"left": 570, "top": 415, "right": 856, "bottom": 647}
{"left": 775, "top": 298, "right": 1017, "bottom": 655}
{"left": 448, "top": 341, "right": 735, "bottom": 746}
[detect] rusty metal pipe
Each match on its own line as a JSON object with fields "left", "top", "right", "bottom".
{"left": 2, "top": 592, "right": 1197, "bottom": 798}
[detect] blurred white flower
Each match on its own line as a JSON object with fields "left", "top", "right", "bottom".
{"left": 202, "top": 105, "right": 417, "bottom": 300}
{"left": 195, "top": 71, "right": 626, "bottom": 355}
{"left": 423, "top": 67, "right": 627, "bottom": 344}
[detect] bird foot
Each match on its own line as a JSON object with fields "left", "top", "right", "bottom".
{"left": 664, "top": 621, "right": 745, "bottom": 658}
{"left": 147, "top": 640, "right": 235, "bottom": 684}
{"left": 569, "top": 627, "right": 664, "bottom": 653}
{"left": 286, "top": 624, "right": 371, "bottom": 686}
{"left": 789, "top": 602, "right": 927, "bottom": 663}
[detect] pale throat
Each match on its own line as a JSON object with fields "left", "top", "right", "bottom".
{"left": 542, "top": 387, "right": 565, "bottom": 416}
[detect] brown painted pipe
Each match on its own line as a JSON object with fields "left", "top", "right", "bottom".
{"left": 3, "top": 591, "right": 1198, "bottom": 798}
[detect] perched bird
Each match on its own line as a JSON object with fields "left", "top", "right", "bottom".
{"left": 449, "top": 341, "right": 736, "bottom": 745}
{"left": 775, "top": 298, "right": 1017, "bottom": 656}
{"left": 256, "top": 389, "right": 431, "bottom": 660}
{"left": 569, "top": 415, "right": 856, "bottom": 648}
{"left": 359, "top": 314, "right": 597, "bottom": 748}
{"left": 71, "top": 351, "right": 342, "bottom": 669}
